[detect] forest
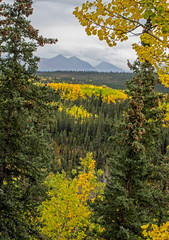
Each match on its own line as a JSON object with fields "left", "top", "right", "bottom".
{"left": 37, "top": 71, "right": 169, "bottom": 93}
{"left": 0, "top": 0, "right": 169, "bottom": 240}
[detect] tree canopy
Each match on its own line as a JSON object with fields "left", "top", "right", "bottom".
{"left": 0, "top": 0, "right": 57, "bottom": 238}
{"left": 38, "top": 153, "right": 105, "bottom": 240}
{"left": 73, "top": 0, "right": 169, "bottom": 86}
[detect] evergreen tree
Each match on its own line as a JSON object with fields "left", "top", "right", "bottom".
{"left": 0, "top": 0, "right": 57, "bottom": 239}
{"left": 94, "top": 60, "right": 169, "bottom": 240}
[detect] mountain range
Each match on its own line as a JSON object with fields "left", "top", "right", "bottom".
{"left": 38, "top": 55, "right": 123, "bottom": 72}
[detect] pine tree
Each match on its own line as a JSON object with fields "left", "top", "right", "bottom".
{"left": 0, "top": 0, "right": 57, "bottom": 239}
{"left": 93, "top": 60, "right": 169, "bottom": 240}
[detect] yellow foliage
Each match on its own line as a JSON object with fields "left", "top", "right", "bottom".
{"left": 55, "top": 83, "right": 169, "bottom": 125}
{"left": 141, "top": 221, "right": 169, "bottom": 240}
{"left": 66, "top": 105, "right": 94, "bottom": 119}
{"left": 37, "top": 153, "right": 105, "bottom": 240}
{"left": 159, "top": 99, "right": 169, "bottom": 126}
{"left": 73, "top": 0, "right": 169, "bottom": 87}
{"left": 58, "top": 105, "right": 63, "bottom": 111}
{"left": 49, "top": 82, "right": 127, "bottom": 103}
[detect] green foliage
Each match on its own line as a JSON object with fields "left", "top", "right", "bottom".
{"left": 0, "top": 1, "right": 168, "bottom": 239}
{"left": 37, "top": 153, "right": 105, "bottom": 240}
{"left": 93, "top": 61, "right": 169, "bottom": 240}
{"left": 50, "top": 91, "right": 127, "bottom": 172}
{"left": 0, "top": 0, "right": 57, "bottom": 239}
{"left": 37, "top": 71, "right": 133, "bottom": 91}
{"left": 37, "top": 71, "right": 169, "bottom": 93}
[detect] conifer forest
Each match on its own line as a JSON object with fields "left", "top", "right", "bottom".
{"left": 0, "top": 0, "right": 169, "bottom": 239}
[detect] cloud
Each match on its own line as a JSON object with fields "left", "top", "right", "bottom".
{"left": 30, "top": 0, "right": 138, "bottom": 71}
{"left": 34, "top": 0, "right": 84, "bottom": 6}
{"left": 4, "top": 0, "right": 138, "bottom": 71}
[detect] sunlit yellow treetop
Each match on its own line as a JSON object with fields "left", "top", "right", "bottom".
{"left": 49, "top": 82, "right": 127, "bottom": 103}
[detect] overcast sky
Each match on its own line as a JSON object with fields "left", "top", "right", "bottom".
{"left": 8, "top": 0, "right": 140, "bottom": 71}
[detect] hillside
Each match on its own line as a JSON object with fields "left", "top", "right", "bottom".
{"left": 37, "top": 71, "right": 169, "bottom": 93}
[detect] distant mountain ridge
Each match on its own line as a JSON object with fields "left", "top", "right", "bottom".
{"left": 38, "top": 55, "right": 123, "bottom": 72}
{"left": 95, "top": 61, "right": 122, "bottom": 72}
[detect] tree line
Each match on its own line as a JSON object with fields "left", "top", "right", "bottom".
{"left": 0, "top": 0, "right": 169, "bottom": 239}
{"left": 38, "top": 71, "right": 169, "bottom": 93}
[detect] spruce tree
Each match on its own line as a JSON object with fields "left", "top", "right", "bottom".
{"left": 94, "top": 60, "right": 169, "bottom": 240}
{"left": 0, "top": 0, "right": 57, "bottom": 239}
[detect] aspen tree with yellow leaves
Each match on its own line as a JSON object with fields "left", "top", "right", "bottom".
{"left": 37, "top": 153, "right": 105, "bottom": 240}
{"left": 73, "top": 0, "right": 169, "bottom": 87}
{"left": 49, "top": 82, "right": 127, "bottom": 103}
{"left": 74, "top": 1, "right": 169, "bottom": 239}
